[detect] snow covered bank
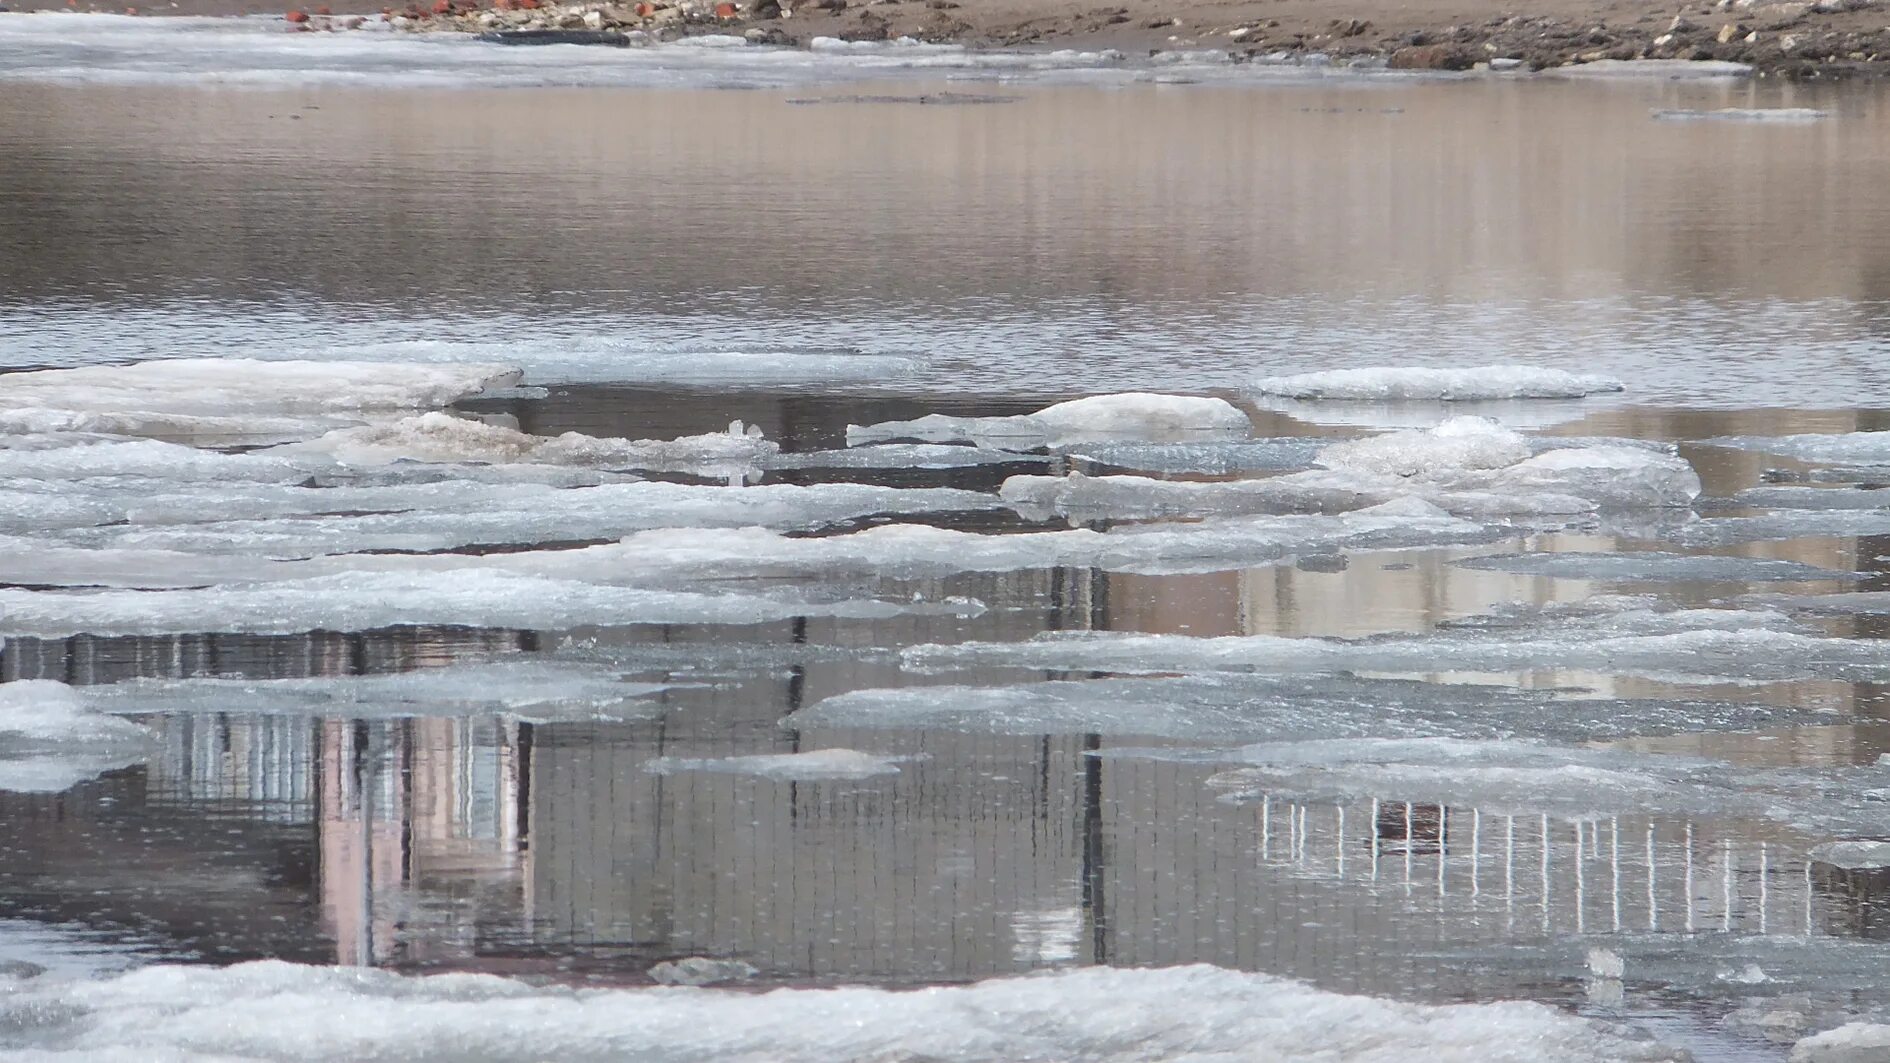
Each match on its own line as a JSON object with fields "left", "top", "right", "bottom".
{"left": 846, "top": 393, "right": 1251, "bottom": 449}
{"left": 0, "top": 960, "right": 1684, "bottom": 1062}
{"left": 1251, "top": 366, "right": 1625, "bottom": 401}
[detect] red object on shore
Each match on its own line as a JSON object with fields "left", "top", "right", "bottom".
{"left": 431, "top": 0, "right": 450, "bottom": 13}
{"left": 633, "top": 1, "right": 653, "bottom": 13}
{"left": 284, "top": 8, "right": 308, "bottom": 20}
{"left": 313, "top": 4, "right": 330, "bottom": 12}
{"left": 714, "top": 1, "right": 735, "bottom": 16}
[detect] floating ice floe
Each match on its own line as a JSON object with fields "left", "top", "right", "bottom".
{"left": 0, "top": 359, "right": 520, "bottom": 444}
{"left": 1732, "top": 485, "right": 1890, "bottom": 510}
{"left": 276, "top": 412, "right": 779, "bottom": 475}
{"left": 763, "top": 443, "right": 1050, "bottom": 471}
{"left": 845, "top": 393, "right": 1251, "bottom": 449}
{"left": 49, "top": 480, "right": 1003, "bottom": 557}
{"left": 0, "top": 500, "right": 1502, "bottom": 589}
{"left": 647, "top": 958, "right": 759, "bottom": 987}
{"left": 78, "top": 660, "right": 673, "bottom": 720}
{"left": 646, "top": 748, "right": 913, "bottom": 779}
{"left": 1183, "top": 736, "right": 1890, "bottom": 833}
{"left": 1250, "top": 366, "right": 1625, "bottom": 401}
{"left": 0, "top": 571, "right": 982, "bottom": 638}
{"left": 1807, "top": 840, "right": 1890, "bottom": 870}
{"left": 1065, "top": 439, "right": 1322, "bottom": 474}
{"left": 0, "top": 680, "right": 155, "bottom": 793}
{"left": 1651, "top": 107, "right": 1828, "bottom": 122}
{"left": 0, "top": 959, "right": 1685, "bottom": 1062}
{"left": 1002, "top": 418, "right": 1698, "bottom": 520}
{"left": 903, "top": 604, "right": 1890, "bottom": 685}
{"left": 789, "top": 674, "right": 1814, "bottom": 744}
{"left": 0, "top": 436, "right": 324, "bottom": 484}
{"left": 1702, "top": 430, "right": 1890, "bottom": 464}
{"left": 1450, "top": 551, "right": 1856, "bottom": 583}
{"left": 1659, "top": 509, "right": 1890, "bottom": 546}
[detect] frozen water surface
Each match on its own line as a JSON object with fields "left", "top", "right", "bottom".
{"left": 16, "top": 64, "right": 1890, "bottom": 1063}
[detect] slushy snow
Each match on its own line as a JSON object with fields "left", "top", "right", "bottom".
{"left": 279, "top": 412, "right": 779, "bottom": 474}
{"left": 1252, "top": 366, "right": 1625, "bottom": 401}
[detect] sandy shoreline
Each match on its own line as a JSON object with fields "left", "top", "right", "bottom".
{"left": 4, "top": 0, "right": 1888, "bottom": 75}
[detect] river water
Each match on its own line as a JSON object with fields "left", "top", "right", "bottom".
{"left": 6, "top": 28, "right": 1890, "bottom": 1063}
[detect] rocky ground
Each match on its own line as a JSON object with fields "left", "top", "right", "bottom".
{"left": 9, "top": 0, "right": 1890, "bottom": 76}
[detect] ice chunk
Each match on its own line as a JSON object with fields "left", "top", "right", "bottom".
{"left": 846, "top": 393, "right": 1251, "bottom": 448}
{"left": 1065, "top": 439, "right": 1321, "bottom": 474}
{"left": 1793, "top": 1023, "right": 1890, "bottom": 1063}
{"left": 0, "top": 359, "right": 520, "bottom": 443}
{"left": 1807, "top": 840, "right": 1890, "bottom": 870}
{"left": 277, "top": 412, "right": 779, "bottom": 475}
{"left": 646, "top": 748, "right": 912, "bottom": 779}
{"left": 0, "top": 571, "right": 983, "bottom": 638}
{"left": 0, "top": 959, "right": 1687, "bottom": 1062}
{"left": 78, "top": 661, "right": 672, "bottom": 720}
{"left": 998, "top": 469, "right": 1401, "bottom": 519}
{"left": 1652, "top": 107, "right": 1828, "bottom": 122}
{"left": 1703, "top": 430, "right": 1890, "bottom": 464}
{"left": 1317, "top": 417, "right": 1533, "bottom": 478}
{"left": 1481, "top": 446, "right": 1701, "bottom": 508}
{"left": 1252, "top": 366, "right": 1625, "bottom": 401}
{"left": 1451, "top": 551, "right": 1855, "bottom": 583}
{"left": 1663, "top": 510, "right": 1890, "bottom": 546}
{"left": 789, "top": 674, "right": 1812, "bottom": 743}
{"left": 0, "top": 680, "right": 154, "bottom": 793}
{"left": 1733, "top": 485, "right": 1890, "bottom": 510}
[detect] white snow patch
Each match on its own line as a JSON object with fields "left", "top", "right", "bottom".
{"left": 646, "top": 748, "right": 913, "bottom": 779}
{"left": 1317, "top": 416, "right": 1534, "bottom": 477}
{"left": 1252, "top": 366, "right": 1624, "bottom": 401}
{"left": 0, "top": 959, "right": 1686, "bottom": 1062}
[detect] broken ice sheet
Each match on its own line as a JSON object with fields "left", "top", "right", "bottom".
{"left": 901, "top": 605, "right": 1890, "bottom": 685}
{"left": 0, "top": 680, "right": 155, "bottom": 793}
{"left": 276, "top": 412, "right": 780, "bottom": 476}
{"left": 0, "top": 359, "right": 522, "bottom": 444}
{"left": 0, "top": 959, "right": 1686, "bottom": 1062}
{"left": 1160, "top": 736, "right": 1890, "bottom": 835}
{"left": 645, "top": 748, "right": 916, "bottom": 780}
{"left": 77, "top": 660, "right": 676, "bottom": 721}
{"left": 1730, "top": 484, "right": 1890, "bottom": 510}
{"left": 0, "top": 498, "right": 1506, "bottom": 590}
{"left": 845, "top": 393, "right": 1252, "bottom": 448}
{"left": 1064, "top": 439, "right": 1321, "bottom": 474}
{"left": 1449, "top": 551, "right": 1857, "bottom": 583}
{"left": 0, "top": 571, "right": 983, "bottom": 638}
{"left": 788, "top": 674, "right": 1819, "bottom": 744}
{"left": 762, "top": 443, "right": 1051, "bottom": 470}
{"left": 1702, "top": 430, "right": 1890, "bottom": 464}
{"left": 1249, "top": 365, "right": 1626, "bottom": 401}
{"left": 1656, "top": 509, "right": 1890, "bottom": 546}
{"left": 50, "top": 480, "right": 1005, "bottom": 557}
